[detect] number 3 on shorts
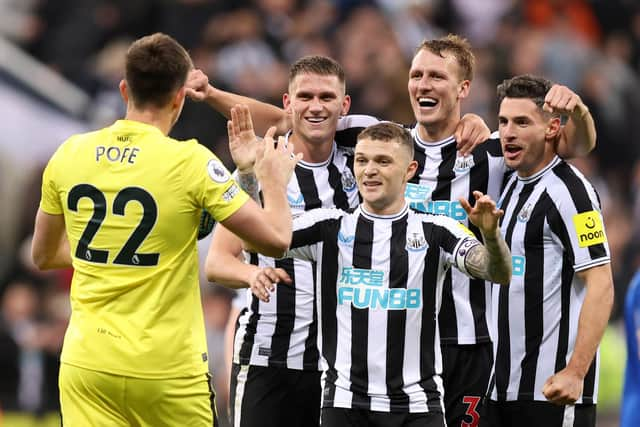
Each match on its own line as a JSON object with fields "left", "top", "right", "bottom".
{"left": 461, "top": 395, "right": 481, "bottom": 427}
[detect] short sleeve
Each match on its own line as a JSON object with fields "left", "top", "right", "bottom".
{"left": 186, "top": 143, "right": 250, "bottom": 222}
{"left": 39, "top": 147, "right": 64, "bottom": 215}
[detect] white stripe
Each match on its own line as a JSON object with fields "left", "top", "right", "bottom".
{"left": 233, "top": 365, "right": 250, "bottom": 427}
{"left": 562, "top": 404, "right": 575, "bottom": 427}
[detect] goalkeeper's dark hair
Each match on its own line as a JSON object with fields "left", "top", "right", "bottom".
{"left": 125, "top": 33, "right": 193, "bottom": 109}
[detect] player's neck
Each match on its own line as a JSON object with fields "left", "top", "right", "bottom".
{"left": 125, "top": 108, "right": 174, "bottom": 136}
{"left": 417, "top": 116, "right": 460, "bottom": 143}
{"left": 289, "top": 133, "right": 334, "bottom": 164}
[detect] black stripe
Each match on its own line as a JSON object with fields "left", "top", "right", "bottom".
{"left": 438, "top": 271, "right": 457, "bottom": 342}
{"left": 327, "top": 160, "right": 350, "bottom": 210}
{"left": 229, "top": 364, "right": 240, "bottom": 426}
{"left": 297, "top": 167, "right": 321, "bottom": 210}
{"left": 469, "top": 145, "right": 490, "bottom": 197}
{"left": 420, "top": 221, "right": 443, "bottom": 411}
{"left": 546, "top": 199, "right": 575, "bottom": 373}
{"left": 431, "top": 142, "right": 456, "bottom": 200}
{"left": 269, "top": 258, "right": 296, "bottom": 365}
{"left": 335, "top": 127, "right": 365, "bottom": 148}
{"left": 582, "top": 353, "right": 597, "bottom": 403}
{"left": 496, "top": 180, "right": 536, "bottom": 399}
{"left": 321, "top": 219, "right": 342, "bottom": 405}
{"left": 552, "top": 163, "right": 607, "bottom": 259}
{"left": 517, "top": 194, "right": 548, "bottom": 399}
{"left": 350, "top": 215, "right": 373, "bottom": 409}
{"left": 303, "top": 261, "right": 320, "bottom": 367}
{"left": 386, "top": 218, "right": 410, "bottom": 409}
{"left": 484, "top": 137, "right": 503, "bottom": 157}
{"left": 238, "top": 255, "right": 261, "bottom": 364}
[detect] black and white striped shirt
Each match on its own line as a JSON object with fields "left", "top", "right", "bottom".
{"left": 233, "top": 137, "right": 362, "bottom": 370}
{"left": 338, "top": 120, "right": 510, "bottom": 345}
{"left": 490, "top": 156, "right": 610, "bottom": 403}
{"left": 405, "top": 129, "right": 509, "bottom": 344}
{"left": 285, "top": 203, "right": 484, "bottom": 412}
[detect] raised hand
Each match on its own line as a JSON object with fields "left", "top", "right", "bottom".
{"left": 455, "top": 113, "right": 491, "bottom": 156}
{"left": 249, "top": 267, "right": 292, "bottom": 303}
{"left": 228, "top": 104, "right": 260, "bottom": 173}
{"left": 459, "top": 191, "right": 504, "bottom": 238}
{"left": 543, "top": 84, "right": 589, "bottom": 119}
{"left": 254, "top": 133, "right": 302, "bottom": 192}
{"left": 184, "top": 69, "right": 212, "bottom": 102}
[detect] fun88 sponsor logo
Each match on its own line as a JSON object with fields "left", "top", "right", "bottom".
{"left": 404, "top": 184, "right": 467, "bottom": 220}
{"left": 337, "top": 267, "right": 421, "bottom": 310}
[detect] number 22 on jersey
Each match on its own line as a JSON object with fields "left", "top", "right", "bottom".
{"left": 68, "top": 183, "right": 159, "bottom": 266}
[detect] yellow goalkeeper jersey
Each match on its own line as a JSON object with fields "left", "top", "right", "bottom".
{"left": 40, "top": 119, "right": 249, "bottom": 378}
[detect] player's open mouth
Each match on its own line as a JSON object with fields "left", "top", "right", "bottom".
{"left": 504, "top": 144, "right": 523, "bottom": 159}
{"left": 418, "top": 97, "right": 438, "bottom": 108}
{"left": 305, "top": 117, "right": 327, "bottom": 123}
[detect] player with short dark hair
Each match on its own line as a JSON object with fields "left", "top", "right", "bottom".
{"left": 483, "top": 74, "right": 614, "bottom": 427}
{"left": 189, "top": 34, "right": 596, "bottom": 426}
{"left": 30, "top": 32, "right": 299, "bottom": 427}
{"left": 206, "top": 55, "right": 369, "bottom": 427}
{"left": 257, "top": 121, "right": 511, "bottom": 427}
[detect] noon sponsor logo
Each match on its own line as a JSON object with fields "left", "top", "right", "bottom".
{"left": 573, "top": 210, "right": 606, "bottom": 248}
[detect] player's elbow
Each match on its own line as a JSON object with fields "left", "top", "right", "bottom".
{"left": 31, "top": 248, "right": 54, "bottom": 271}
{"left": 251, "top": 242, "right": 287, "bottom": 259}
{"left": 601, "top": 279, "right": 615, "bottom": 315}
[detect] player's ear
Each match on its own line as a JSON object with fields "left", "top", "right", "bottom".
{"left": 545, "top": 116, "right": 561, "bottom": 141}
{"left": 119, "top": 80, "right": 129, "bottom": 104}
{"left": 173, "top": 86, "right": 186, "bottom": 108}
{"left": 457, "top": 79, "right": 470, "bottom": 100}
{"left": 406, "top": 160, "right": 418, "bottom": 181}
{"left": 341, "top": 94, "right": 351, "bottom": 116}
{"left": 283, "top": 92, "right": 292, "bottom": 114}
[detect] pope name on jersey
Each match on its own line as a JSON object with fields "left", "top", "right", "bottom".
{"left": 491, "top": 156, "right": 610, "bottom": 403}
{"left": 40, "top": 119, "right": 248, "bottom": 378}
{"left": 283, "top": 203, "right": 485, "bottom": 412}
{"left": 234, "top": 134, "right": 360, "bottom": 370}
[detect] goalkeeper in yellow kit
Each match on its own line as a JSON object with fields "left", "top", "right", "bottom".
{"left": 30, "top": 33, "right": 299, "bottom": 427}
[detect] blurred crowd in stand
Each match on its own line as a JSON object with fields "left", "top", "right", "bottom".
{"left": 0, "top": 0, "right": 638, "bottom": 425}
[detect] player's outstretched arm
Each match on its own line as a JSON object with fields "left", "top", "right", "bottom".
{"left": 185, "top": 69, "right": 290, "bottom": 135}
{"left": 459, "top": 191, "right": 511, "bottom": 285}
{"left": 31, "top": 209, "right": 72, "bottom": 270}
{"left": 545, "top": 84, "right": 596, "bottom": 158}
{"left": 205, "top": 224, "right": 291, "bottom": 300}
{"left": 542, "top": 263, "right": 614, "bottom": 405}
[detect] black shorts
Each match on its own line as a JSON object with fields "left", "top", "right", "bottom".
{"left": 481, "top": 400, "right": 596, "bottom": 427}
{"left": 229, "top": 363, "right": 321, "bottom": 427}
{"left": 321, "top": 407, "right": 445, "bottom": 427}
{"left": 441, "top": 342, "right": 493, "bottom": 427}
